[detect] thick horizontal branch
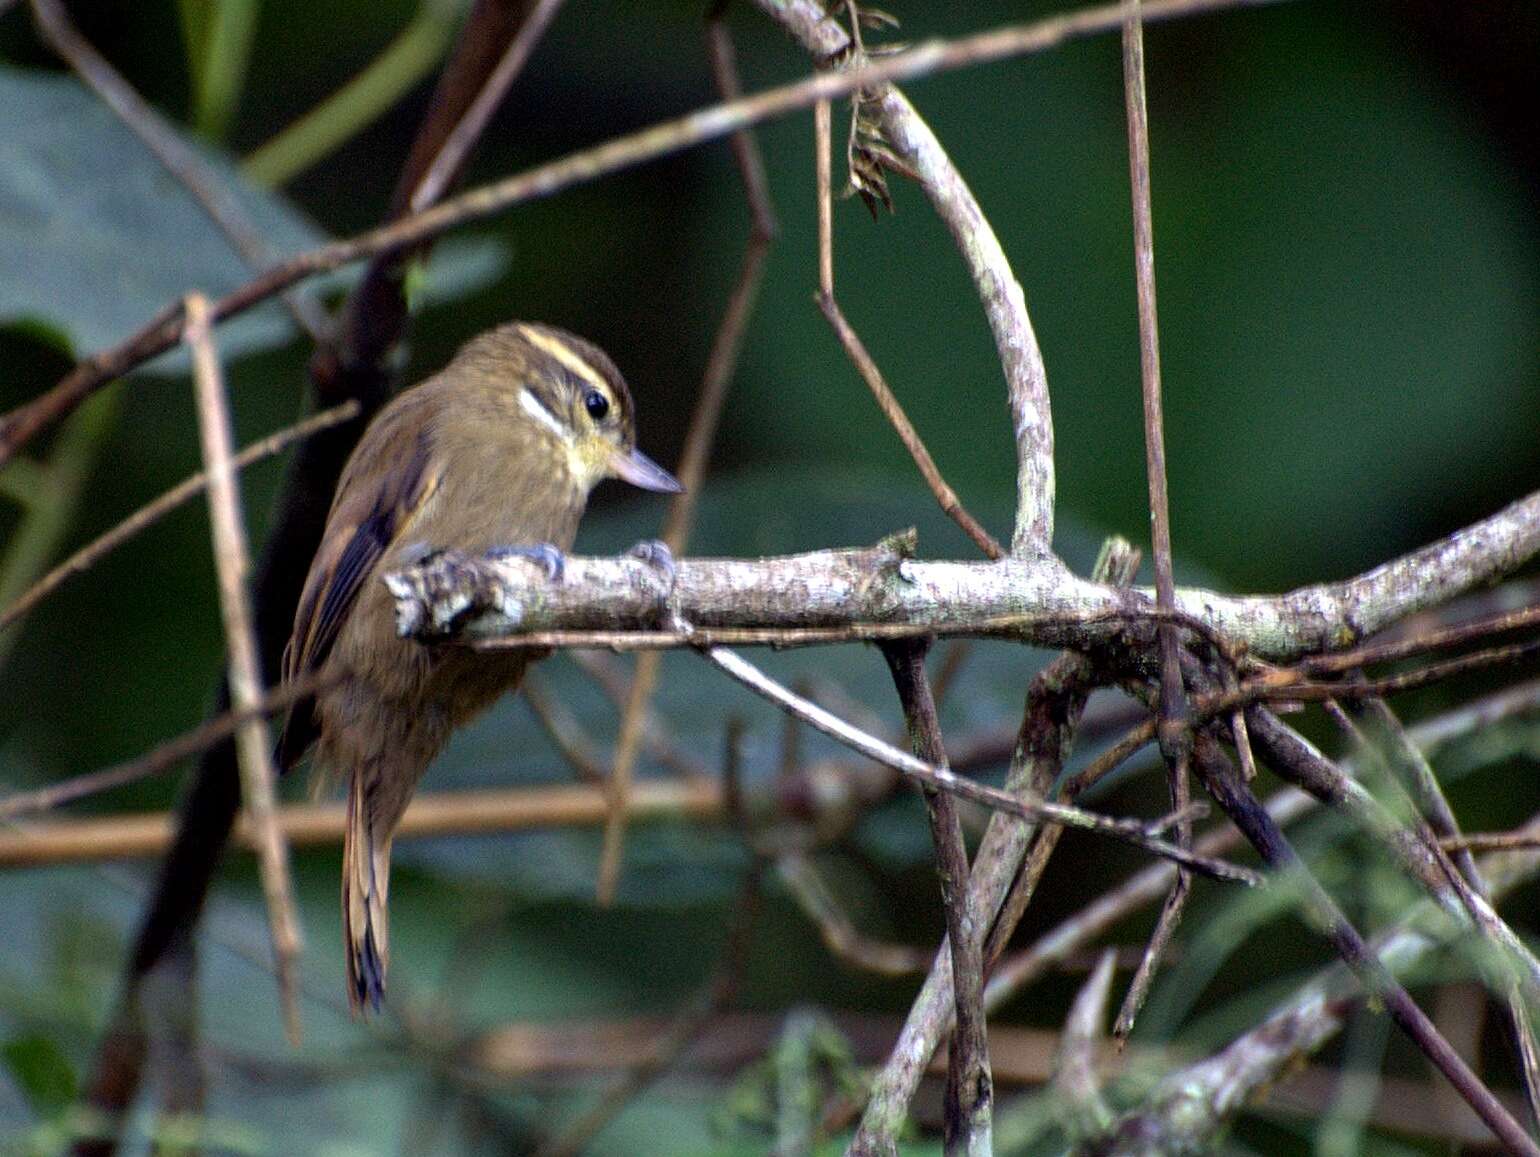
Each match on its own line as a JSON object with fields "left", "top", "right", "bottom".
{"left": 385, "top": 488, "right": 1540, "bottom": 662}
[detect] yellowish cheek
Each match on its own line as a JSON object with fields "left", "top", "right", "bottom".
{"left": 568, "top": 439, "right": 610, "bottom": 491}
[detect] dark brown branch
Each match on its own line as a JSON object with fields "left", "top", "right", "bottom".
{"left": 1190, "top": 736, "right": 1540, "bottom": 1156}
{"left": 1113, "top": 0, "right": 1191, "bottom": 1047}
{"left": 881, "top": 637, "right": 992, "bottom": 1156}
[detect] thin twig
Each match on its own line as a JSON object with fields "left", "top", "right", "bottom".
{"left": 812, "top": 98, "right": 1004, "bottom": 560}
{"left": 701, "top": 645, "right": 1258, "bottom": 884}
{"left": 595, "top": 12, "right": 776, "bottom": 903}
{"left": 0, "top": 402, "right": 358, "bottom": 633}
{"left": 408, "top": 0, "right": 567, "bottom": 212}
{"left": 183, "top": 293, "right": 303, "bottom": 1045}
{"left": 1112, "top": 0, "right": 1192, "bottom": 1047}
{"left": 1347, "top": 695, "right": 1540, "bottom": 1124}
{"left": 776, "top": 854, "right": 932, "bottom": 975}
{"left": 564, "top": 651, "right": 713, "bottom": 781}
{"left": 1445, "top": 832, "right": 1540, "bottom": 853}
{"left": 29, "top": 0, "right": 329, "bottom": 340}
{"left": 1, "top": 0, "right": 1290, "bottom": 470}
{"left": 882, "top": 638, "right": 992, "bottom": 1156}
{"left": 520, "top": 673, "right": 608, "bottom": 785}
{"left": 1191, "top": 735, "right": 1540, "bottom": 1156}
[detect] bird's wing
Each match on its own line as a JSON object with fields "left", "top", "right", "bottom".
{"left": 276, "top": 411, "right": 440, "bottom": 770}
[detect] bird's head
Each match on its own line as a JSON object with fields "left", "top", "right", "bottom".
{"left": 456, "top": 321, "right": 682, "bottom": 497}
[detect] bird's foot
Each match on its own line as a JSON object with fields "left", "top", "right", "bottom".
{"left": 488, "top": 542, "right": 566, "bottom": 582}
{"left": 627, "top": 539, "right": 676, "bottom": 592}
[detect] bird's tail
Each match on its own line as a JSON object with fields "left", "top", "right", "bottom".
{"left": 342, "top": 772, "right": 391, "bottom": 1015}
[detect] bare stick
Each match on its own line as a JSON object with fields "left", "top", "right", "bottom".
{"left": 1191, "top": 736, "right": 1540, "bottom": 1156}
{"left": 29, "top": 0, "right": 328, "bottom": 340}
{"left": 1, "top": 0, "right": 1286, "bottom": 470}
{"left": 408, "top": 0, "right": 568, "bottom": 212}
{"left": 882, "top": 638, "right": 992, "bottom": 1156}
{"left": 812, "top": 94, "right": 1004, "bottom": 560}
{"left": 1055, "top": 948, "right": 1118, "bottom": 1138}
{"left": 594, "top": 12, "right": 777, "bottom": 903}
{"left": 1112, "top": 0, "right": 1192, "bottom": 1046}
{"left": 183, "top": 293, "right": 303, "bottom": 1045}
{"left": 701, "top": 645, "right": 1258, "bottom": 884}
{"left": 0, "top": 402, "right": 358, "bottom": 633}
{"left": 776, "top": 854, "right": 932, "bottom": 975}
{"left": 520, "top": 673, "right": 608, "bottom": 785}
{"left": 0, "top": 778, "right": 722, "bottom": 867}
{"left": 565, "top": 651, "right": 714, "bottom": 781}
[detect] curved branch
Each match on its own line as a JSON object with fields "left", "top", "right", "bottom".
{"left": 756, "top": 0, "right": 1054, "bottom": 554}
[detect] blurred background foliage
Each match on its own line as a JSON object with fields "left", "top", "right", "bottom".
{"left": 0, "top": 0, "right": 1536, "bottom": 1153}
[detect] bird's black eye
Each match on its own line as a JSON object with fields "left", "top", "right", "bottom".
{"left": 584, "top": 389, "right": 610, "bottom": 420}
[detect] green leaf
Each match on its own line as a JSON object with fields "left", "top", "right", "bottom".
{"left": 1, "top": 1033, "right": 76, "bottom": 1119}
{"left": 0, "top": 66, "right": 507, "bottom": 371}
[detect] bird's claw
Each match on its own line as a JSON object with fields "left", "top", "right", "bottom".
{"left": 627, "top": 539, "right": 676, "bottom": 590}
{"left": 488, "top": 542, "right": 566, "bottom": 582}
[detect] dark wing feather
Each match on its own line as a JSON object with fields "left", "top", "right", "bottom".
{"left": 276, "top": 413, "right": 437, "bottom": 770}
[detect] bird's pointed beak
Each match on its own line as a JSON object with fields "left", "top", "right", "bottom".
{"left": 609, "top": 446, "right": 683, "bottom": 493}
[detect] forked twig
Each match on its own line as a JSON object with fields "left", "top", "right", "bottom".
{"left": 183, "top": 293, "right": 303, "bottom": 1045}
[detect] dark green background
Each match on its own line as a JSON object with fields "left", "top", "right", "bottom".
{"left": 0, "top": 1, "right": 1536, "bottom": 1153}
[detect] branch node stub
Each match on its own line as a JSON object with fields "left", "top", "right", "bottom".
{"left": 877, "top": 526, "right": 919, "bottom": 559}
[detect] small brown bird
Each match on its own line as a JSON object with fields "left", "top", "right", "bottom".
{"left": 277, "top": 322, "right": 680, "bottom": 1013}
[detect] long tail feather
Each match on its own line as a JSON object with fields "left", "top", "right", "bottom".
{"left": 342, "top": 772, "right": 390, "bottom": 1014}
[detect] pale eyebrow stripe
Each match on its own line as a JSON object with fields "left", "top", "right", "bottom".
{"left": 518, "top": 387, "right": 568, "bottom": 439}
{"left": 517, "top": 325, "right": 611, "bottom": 396}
